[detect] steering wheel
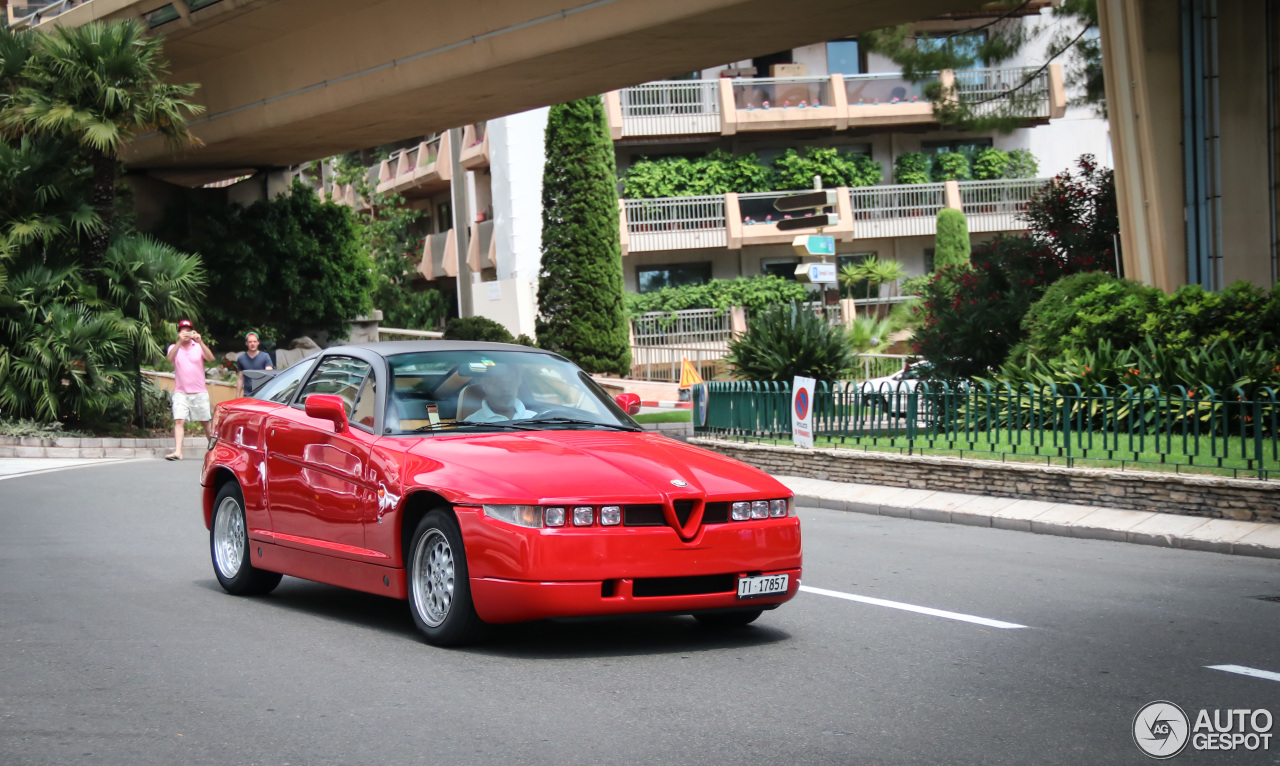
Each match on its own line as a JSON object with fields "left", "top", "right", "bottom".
{"left": 532, "top": 405, "right": 581, "bottom": 419}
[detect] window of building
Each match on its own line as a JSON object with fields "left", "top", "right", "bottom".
{"left": 760, "top": 258, "right": 800, "bottom": 281}
{"left": 924, "top": 248, "right": 936, "bottom": 273}
{"left": 916, "top": 31, "right": 988, "bottom": 68}
{"left": 752, "top": 50, "right": 794, "bottom": 78}
{"left": 826, "top": 39, "right": 866, "bottom": 75}
{"left": 436, "top": 201, "right": 452, "bottom": 232}
{"left": 921, "top": 138, "right": 994, "bottom": 155}
{"left": 637, "top": 262, "right": 712, "bottom": 293}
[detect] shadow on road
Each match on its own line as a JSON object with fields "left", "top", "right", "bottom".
{"left": 196, "top": 576, "right": 792, "bottom": 657}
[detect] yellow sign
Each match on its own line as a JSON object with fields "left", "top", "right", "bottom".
{"left": 679, "top": 357, "right": 705, "bottom": 388}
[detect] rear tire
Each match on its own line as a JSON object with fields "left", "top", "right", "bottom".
{"left": 694, "top": 608, "right": 764, "bottom": 628}
{"left": 211, "top": 481, "right": 282, "bottom": 595}
{"left": 407, "top": 509, "right": 486, "bottom": 647}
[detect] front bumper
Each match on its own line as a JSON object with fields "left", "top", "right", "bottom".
{"left": 454, "top": 506, "right": 802, "bottom": 623}
{"left": 469, "top": 568, "right": 802, "bottom": 623}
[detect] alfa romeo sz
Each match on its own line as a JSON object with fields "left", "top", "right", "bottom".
{"left": 201, "top": 342, "right": 801, "bottom": 646}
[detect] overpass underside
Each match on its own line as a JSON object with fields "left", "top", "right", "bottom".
{"left": 45, "top": 0, "right": 974, "bottom": 182}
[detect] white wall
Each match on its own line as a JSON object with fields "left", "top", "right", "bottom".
{"left": 490, "top": 107, "right": 550, "bottom": 282}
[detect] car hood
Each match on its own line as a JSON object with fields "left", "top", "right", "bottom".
{"left": 401, "top": 430, "right": 788, "bottom": 505}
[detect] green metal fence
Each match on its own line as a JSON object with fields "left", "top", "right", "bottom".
{"left": 692, "top": 380, "right": 1280, "bottom": 480}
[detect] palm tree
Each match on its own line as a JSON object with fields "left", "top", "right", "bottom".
{"left": 100, "top": 235, "right": 206, "bottom": 425}
{"left": 840, "top": 256, "right": 907, "bottom": 317}
{"left": 1, "top": 20, "right": 203, "bottom": 266}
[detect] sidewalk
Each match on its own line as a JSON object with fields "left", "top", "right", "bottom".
{"left": 778, "top": 475, "right": 1280, "bottom": 560}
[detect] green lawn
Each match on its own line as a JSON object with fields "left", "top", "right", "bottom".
{"left": 633, "top": 410, "right": 692, "bottom": 424}
{"left": 707, "top": 429, "right": 1278, "bottom": 480}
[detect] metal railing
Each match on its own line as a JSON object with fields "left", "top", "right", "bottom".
{"left": 8, "top": 0, "right": 79, "bottom": 29}
{"left": 954, "top": 66, "right": 1051, "bottom": 119}
{"left": 733, "top": 76, "right": 832, "bottom": 110}
{"left": 632, "top": 308, "right": 733, "bottom": 347}
{"left": 693, "top": 381, "right": 1280, "bottom": 480}
{"left": 623, "top": 195, "right": 726, "bottom": 251}
{"left": 630, "top": 345, "right": 728, "bottom": 383}
{"left": 847, "top": 183, "right": 947, "bottom": 238}
{"left": 960, "top": 177, "right": 1050, "bottom": 233}
{"left": 844, "top": 72, "right": 930, "bottom": 105}
{"left": 620, "top": 81, "right": 721, "bottom": 136}
{"left": 851, "top": 353, "right": 916, "bottom": 381}
{"left": 378, "top": 327, "right": 445, "bottom": 340}
{"left": 800, "top": 301, "right": 843, "bottom": 325}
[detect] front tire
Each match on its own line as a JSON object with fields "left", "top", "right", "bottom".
{"left": 211, "top": 481, "right": 282, "bottom": 595}
{"left": 694, "top": 608, "right": 764, "bottom": 628}
{"left": 407, "top": 509, "right": 486, "bottom": 646}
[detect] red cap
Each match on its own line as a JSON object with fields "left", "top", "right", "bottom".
{"left": 177, "top": 319, "right": 194, "bottom": 329}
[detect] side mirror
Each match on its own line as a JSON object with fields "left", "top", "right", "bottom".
{"left": 615, "top": 393, "right": 642, "bottom": 416}
{"left": 304, "top": 394, "right": 349, "bottom": 434}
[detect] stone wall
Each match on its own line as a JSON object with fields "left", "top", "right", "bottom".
{"left": 691, "top": 437, "right": 1280, "bottom": 523}
{"left": 0, "top": 436, "right": 206, "bottom": 459}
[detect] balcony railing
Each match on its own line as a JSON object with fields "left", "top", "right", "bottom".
{"left": 847, "top": 183, "right": 948, "bottom": 238}
{"left": 843, "top": 73, "right": 928, "bottom": 105}
{"left": 953, "top": 66, "right": 1051, "bottom": 120}
{"left": 960, "top": 178, "right": 1051, "bottom": 233}
{"left": 607, "top": 64, "right": 1064, "bottom": 139}
{"left": 632, "top": 308, "right": 734, "bottom": 347}
{"left": 623, "top": 196, "right": 726, "bottom": 251}
{"left": 620, "top": 178, "right": 1048, "bottom": 251}
{"left": 732, "top": 77, "right": 832, "bottom": 110}
{"left": 619, "top": 81, "right": 721, "bottom": 137}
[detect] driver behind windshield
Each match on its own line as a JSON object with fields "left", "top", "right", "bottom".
{"left": 465, "top": 363, "right": 537, "bottom": 422}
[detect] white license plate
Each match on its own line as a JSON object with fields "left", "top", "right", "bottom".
{"left": 737, "top": 574, "right": 789, "bottom": 599}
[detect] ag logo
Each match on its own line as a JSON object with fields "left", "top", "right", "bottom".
{"left": 1134, "top": 701, "right": 1190, "bottom": 759}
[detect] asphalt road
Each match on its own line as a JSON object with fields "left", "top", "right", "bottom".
{"left": 2, "top": 460, "right": 1279, "bottom": 765}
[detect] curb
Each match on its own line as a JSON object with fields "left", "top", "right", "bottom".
{"left": 640, "top": 401, "right": 692, "bottom": 409}
{"left": 780, "top": 476, "right": 1280, "bottom": 560}
{"left": 0, "top": 436, "right": 207, "bottom": 460}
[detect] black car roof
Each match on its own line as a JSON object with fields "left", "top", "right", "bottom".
{"left": 324, "top": 340, "right": 560, "bottom": 358}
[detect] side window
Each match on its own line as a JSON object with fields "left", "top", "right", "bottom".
{"left": 297, "top": 356, "right": 373, "bottom": 417}
{"left": 255, "top": 359, "right": 315, "bottom": 403}
{"left": 350, "top": 372, "right": 379, "bottom": 431}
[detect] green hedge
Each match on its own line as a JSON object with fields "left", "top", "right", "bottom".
{"left": 625, "top": 275, "right": 812, "bottom": 317}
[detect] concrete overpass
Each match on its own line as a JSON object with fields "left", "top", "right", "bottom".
{"left": 32, "top": 0, "right": 978, "bottom": 181}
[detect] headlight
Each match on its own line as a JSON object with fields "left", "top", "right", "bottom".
{"left": 769, "top": 499, "right": 788, "bottom": 518}
{"left": 731, "top": 501, "right": 751, "bottom": 521}
{"left": 573, "top": 506, "right": 595, "bottom": 526}
{"left": 751, "top": 500, "right": 769, "bottom": 519}
{"left": 483, "top": 505, "right": 543, "bottom": 528}
{"left": 544, "top": 507, "right": 566, "bottom": 527}
{"left": 600, "top": 506, "right": 622, "bottom": 526}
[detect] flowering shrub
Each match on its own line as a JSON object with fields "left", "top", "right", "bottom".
{"left": 911, "top": 154, "right": 1120, "bottom": 378}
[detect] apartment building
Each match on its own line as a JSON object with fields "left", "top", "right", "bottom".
{"left": 323, "top": 6, "right": 1110, "bottom": 340}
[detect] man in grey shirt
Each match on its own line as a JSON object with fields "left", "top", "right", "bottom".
{"left": 235, "top": 331, "right": 273, "bottom": 397}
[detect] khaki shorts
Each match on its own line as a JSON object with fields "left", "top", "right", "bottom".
{"left": 172, "top": 391, "right": 211, "bottom": 422}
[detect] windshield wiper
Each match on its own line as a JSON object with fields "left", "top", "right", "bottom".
{"left": 412, "top": 421, "right": 537, "bottom": 433}
{"left": 519, "top": 417, "right": 641, "bottom": 432}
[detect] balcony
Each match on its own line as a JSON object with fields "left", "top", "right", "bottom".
{"left": 460, "top": 122, "right": 490, "bottom": 170}
{"left": 418, "top": 230, "right": 458, "bottom": 281}
{"left": 467, "top": 220, "right": 496, "bottom": 272}
{"left": 620, "top": 178, "right": 1050, "bottom": 254}
{"left": 376, "top": 133, "right": 452, "bottom": 199}
{"left": 606, "top": 65, "right": 1066, "bottom": 140}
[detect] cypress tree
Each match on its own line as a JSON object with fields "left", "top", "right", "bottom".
{"left": 934, "top": 207, "right": 971, "bottom": 269}
{"left": 536, "top": 97, "right": 632, "bottom": 376}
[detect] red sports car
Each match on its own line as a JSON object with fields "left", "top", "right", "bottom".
{"left": 201, "top": 342, "right": 801, "bottom": 646}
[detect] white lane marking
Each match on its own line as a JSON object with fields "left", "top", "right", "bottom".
{"left": 0, "top": 458, "right": 149, "bottom": 482}
{"left": 1207, "top": 664, "right": 1280, "bottom": 684}
{"left": 799, "top": 585, "right": 1028, "bottom": 629}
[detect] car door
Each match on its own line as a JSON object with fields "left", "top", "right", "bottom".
{"left": 263, "top": 354, "right": 383, "bottom": 560}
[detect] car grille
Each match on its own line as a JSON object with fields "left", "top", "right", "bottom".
{"left": 632, "top": 573, "right": 737, "bottom": 598}
{"left": 623, "top": 501, "right": 732, "bottom": 527}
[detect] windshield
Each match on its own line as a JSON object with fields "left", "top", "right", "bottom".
{"left": 385, "top": 350, "right": 637, "bottom": 434}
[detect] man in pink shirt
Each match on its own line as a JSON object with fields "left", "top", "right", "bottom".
{"left": 165, "top": 318, "right": 215, "bottom": 461}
